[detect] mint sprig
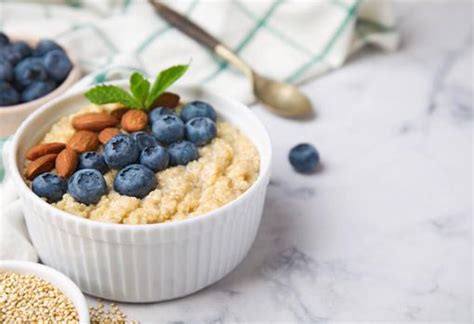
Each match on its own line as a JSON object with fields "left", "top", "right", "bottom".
{"left": 145, "top": 65, "right": 189, "bottom": 108}
{"left": 85, "top": 64, "right": 188, "bottom": 111}
{"left": 84, "top": 85, "right": 140, "bottom": 108}
{"left": 130, "top": 72, "right": 150, "bottom": 108}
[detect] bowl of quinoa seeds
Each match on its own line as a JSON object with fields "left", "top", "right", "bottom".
{"left": 0, "top": 271, "right": 79, "bottom": 322}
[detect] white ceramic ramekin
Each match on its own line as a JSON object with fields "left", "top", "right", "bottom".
{"left": 0, "top": 36, "right": 81, "bottom": 137}
{"left": 0, "top": 260, "right": 90, "bottom": 323}
{"left": 8, "top": 83, "right": 272, "bottom": 302}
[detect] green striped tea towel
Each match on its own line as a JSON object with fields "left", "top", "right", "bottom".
{"left": 0, "top": 0, "right": 398, "bottom": 103}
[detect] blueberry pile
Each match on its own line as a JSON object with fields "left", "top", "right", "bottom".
{"left": 31, "top": 100, "right": 218, "bottom": 205}
{"left": 0, "top": 32, "right": 72, "bottom": 106}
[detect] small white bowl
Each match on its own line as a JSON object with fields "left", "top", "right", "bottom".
{"left": 0, "top": 260, "right": 90, "bottom": 323}
{"left": 9, "top": 82, "right": 272, "bottom": 302}
{"left": 0, "top": 36, "right": 81, "bottom": 137}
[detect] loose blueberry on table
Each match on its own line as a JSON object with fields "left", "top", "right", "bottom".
{"left": 0, "top": 32, "right": 73, "bottom": 106}
{"left": 289, "top": 143, "right": 320, "bottom": 173}
{"left": 26, "top": 64, "right": 220, "bottom": 206}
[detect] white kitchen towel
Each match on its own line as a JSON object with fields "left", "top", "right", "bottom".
{"left": 0, "top": 0, "right": 398, "bottom": 262}
{"left": 0, "top": 140, "right": 38, "bottom": 262}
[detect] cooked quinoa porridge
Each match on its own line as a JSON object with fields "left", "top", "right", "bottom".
{"left": 28, "top": 103, "right": 260, "bottom": 224}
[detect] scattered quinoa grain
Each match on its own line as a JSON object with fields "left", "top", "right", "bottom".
{"left": 0, "top": 271, "right": 79, "bottom": 323}
{"left": 89, "top": 300, "right": 137, "bottom": 324}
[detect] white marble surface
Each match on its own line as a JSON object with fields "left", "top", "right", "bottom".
{"left": 86, "top": 1, "right": 473, "bottom": 322}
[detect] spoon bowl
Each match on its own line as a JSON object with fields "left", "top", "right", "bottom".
{"left": 253, "top": 73, "right": 312, "bottom": 117}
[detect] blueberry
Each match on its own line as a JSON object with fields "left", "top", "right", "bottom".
{"left": 68, "top": 169, "right": 107, "bottom": 205}
{"left": 21, "top": 80, "right": 56, "bottom": 102}
{"left": 113, "top": 164, "right": 157, "bottom": 198}
{"left": 11, "top": 41, "right": 32, "bottom": 59}
{"left": 131, "top": 131, "right": 158, "bottom": 151}
{"left": 180, "top": 101, "right": 217, "bottom": 123}
{"left": 0, "top": 32, "right": 9, "bottom": 47}
{"left": 34, "top": 39, "right": 63, "bottom": 57}
{"left": 43, "top": 49, "right": 72, "bottom": 81}
{"left": 289, "top": 143, "right": 320, "bottom": 173}
{"left": 0, "top": 82, "right": 19, "bottom": 106}
{"left": 78, "top": 152, "right": 108, "bottom": 174}
{"left": 168, "top": 141, "right": 198, "bottom": 166}
{"left": 32, "top": 172, "right": 67, "bottom": 203}
{"left": 151, "top": 115, "right": 185, "bottom": 145}
{"left": 103, "top": 134, "right": 139, "bottom": 169}
{"left": 185, "top": 117, "right": 217, "bottom": 146}
{"left": 14, "top": 57, "right": 48, "bottom": 87}
{"left": 149, "top": 107, "right": 176, "bottom": 124}
{"left": 140, "top": 145, "right": 169, "bottom": 172}
{"left": 11, "top": 79, "right": 24, "bottom": 92}
{"left": 0, "top": 60, "right": 13, "bottom": 81}
{"left": 0, "top": 45, "right": 23, "bottom": 65}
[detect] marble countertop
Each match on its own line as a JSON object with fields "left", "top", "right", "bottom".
{"left": 87, "top": 1, "right": 472, "bottom": 322}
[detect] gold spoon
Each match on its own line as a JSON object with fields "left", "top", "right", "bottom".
{"left": 149, "top": 0, "right": 313, "bottom": 118}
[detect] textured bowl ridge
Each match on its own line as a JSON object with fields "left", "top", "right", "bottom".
{"left": 23, "top": 184, "right": 267, "bottom": 302}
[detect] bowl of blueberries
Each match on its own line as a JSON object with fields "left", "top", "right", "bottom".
{"left": 0, "top": 32, "right": 81, "bottom": 137}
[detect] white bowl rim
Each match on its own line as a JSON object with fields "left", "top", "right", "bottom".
{"left": 0, "top": 260, "right": 90, "bottom": 323}
{"left": 0, "top": 36, "right": 81, "bottom": 113}
{"left": 9, "top": 81, "right": 272, "bottom": 232}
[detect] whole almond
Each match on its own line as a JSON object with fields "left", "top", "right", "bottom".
{"left": 68, "top": 131, "right": 99, "bottom": 153}
{"left": 121, "top": 110, "right": 148, "bottom": 132}
{"left": 72, "top": 112, "right": 118, "bottom": 132}
{"left": 110, "top": 108, "right": 130, "bottom": 121}
{"left": 26, "top": 142, "right": 66, "bottom": 161}
{"left": 56, "top": 148, "right": 78, "bottom": 178}
{"left": 152, "top": 92, "right": 180, "bottom": 108}
{"left": 99, "top": 127, "right": 121, "bottom": 144}
{"left": 25, "top": 154, "right": 58, "bottom": 180}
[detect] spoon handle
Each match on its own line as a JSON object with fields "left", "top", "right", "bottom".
{"left": 149, "top": 0, "right": 219, "bottom": 50}
{"left": 149, "top": 0, "right": 254, "bottom": 79}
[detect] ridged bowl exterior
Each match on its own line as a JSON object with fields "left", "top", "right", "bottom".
{"left": 10, "top": 84, "right": 272, "bottom": 302}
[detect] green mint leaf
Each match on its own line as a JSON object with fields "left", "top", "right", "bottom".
{"left": 84, "top": 64, "right": 189, "bottom": 111}
{"left": 130, "top": 72, "right": 150, "bottom": 110}
{"left": 85, "top": 85, "right": 141, "bottom": 108}
{"left": 145, "top": 64, "right": 188, "bottom": 108}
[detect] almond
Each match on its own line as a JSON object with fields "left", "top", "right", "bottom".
{"left": 152, "top": 92, "right": 180, "bottom": 108}
{"left": 110, "top": 108, "right": 130, "bottom": 121}
{"left": 25, "top": 154, "right": 58, "bottom": 180}
{"left": 55, "top": 148, "right": 78, "bottom": 178}
{"left": 99, "top": 127, "right": 121, "bottom": 144}
{"left": 121, "top": 110, "right": 148, "bottom": 132}
{"left": 26, "top": 142, "right": 66, "bottom": 161}
{"left": 67, "top": 131, "right": 99, "bottom": 153}
{"left": 72, "top": 112, "right": 118, "bottom": 132}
